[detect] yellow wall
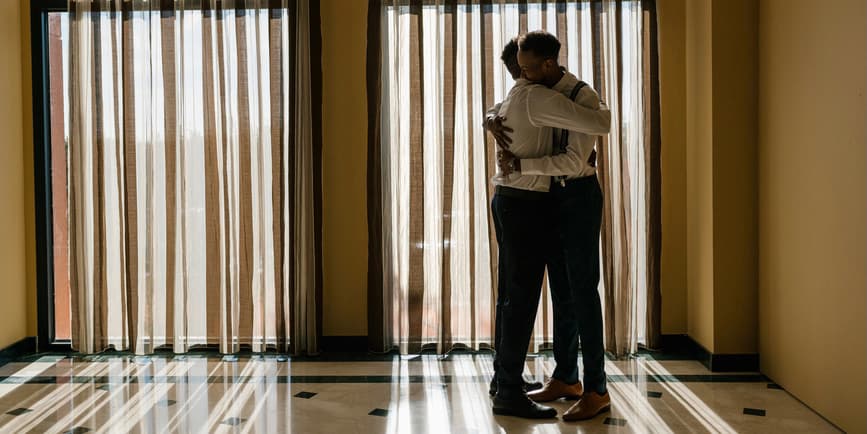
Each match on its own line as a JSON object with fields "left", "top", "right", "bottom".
{"left": 0, "top": 0, "right": 30, "bottom": 349}
{"left": 657, "top": 0, "right": 688, "bottom": 335}
{"left": 685, "top": 0, "right": 715, "bottom": 351}
{"left": 758, "top": 0, "right": 867, "bottom": 432}
{"left": 320, "top": 0, "right": 369, "bottom": 336}
{"left": 683, "top": 0, "right": 760, "bottom": 355}
{"left": 22, "top": 1, "right": 37, "bottom": 339}
{"left": 710, "top": 0, "right": 758, "bottom": 354}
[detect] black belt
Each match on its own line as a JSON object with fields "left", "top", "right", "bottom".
{"left": 494, "top": 185, "right": 549, "bottom": 200}
{"left": 550, "top": 175, "right": 597, "bottom": 190}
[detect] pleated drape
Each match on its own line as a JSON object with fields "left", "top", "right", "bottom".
{"left": 67, "top": 0, "right": 322, "bottom": 355}
{"left": 367, "top": 0, "right": 661, "bottom": 357}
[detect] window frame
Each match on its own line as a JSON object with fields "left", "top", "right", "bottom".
{"left": 31, "top": 0, "right": 71, "bottom": 353}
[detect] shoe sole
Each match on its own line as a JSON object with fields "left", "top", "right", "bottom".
{"left": 492, "top": 407, "right": 558, "bottom": 419}
{"left": 562, "top": 404, "right": 611, "bottom": 422}
{"left": 527, "top": 394, "right": 583, "bottom": 403}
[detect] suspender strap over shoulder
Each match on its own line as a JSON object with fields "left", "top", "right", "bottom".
{"left": 553, "top": 81, "right": 593, "bottom": 185}
{"left": 554, "top": 81, "right": 588, "bottom": 154}
{"left": 569, "top": 81, "right": 587, "bottom": 100}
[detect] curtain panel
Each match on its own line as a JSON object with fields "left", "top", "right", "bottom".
{"left": 367, "top": 0, "right": 661, "bottom": 356}
{"left": 67, "top": 0, "right": 323, "bottom": 355}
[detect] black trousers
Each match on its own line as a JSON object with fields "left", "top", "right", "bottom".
{"left": 548, "top": 176, "right": 606, "bottom": 394}
{"left": 490, "top": 187, "right": 554, "bottom": 396}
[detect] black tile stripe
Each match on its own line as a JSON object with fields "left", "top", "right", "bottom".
{"left": 7, "top": 347, "right": 719, "bottom": 364}
{"left": 369, "top": 408, "right": 389, "bottom": 417}
{"left": 604, "top": 417, "right": 627, "bottom": 426}
{"left": 6, "top": 408, "right": 33, "bottom": 416}
{"left": 0, "top": 373, "right": 769, "bottom": 385}
{"left": 743, "top": 408, "right": 766, "bottom": 416}
{"left": 221, "top": 417, "right": 246, "bottom": 426}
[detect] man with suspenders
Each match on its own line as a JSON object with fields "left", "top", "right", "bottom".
{"left": 484, "top": 31, "right": 611, "bottom": 420}
{"left": 487, "top": 31, "right": 612, "bottom": 421}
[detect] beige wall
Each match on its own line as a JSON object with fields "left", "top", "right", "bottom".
{"left": 683, "top": 0, "right": 760, "bottom": 354}
{"left": 0, "top": 0, "right": 30, "bottom": 349}
{"left": 758, "top": 0, "right": 867, "bottom": 432}
{"left": 710, "top": 0, "right": 758, "bottom": 354}
{"left": 657, "top": 0, "right": 688, "bottom": 335}
{"left": 22, "top": 1, "right": 37, "bottom": 339}
{"left": 685, "top": 0, "right": 715, "bottom": 351}
{"left": 320, "top": 0, "right": 369, "bottom": 336}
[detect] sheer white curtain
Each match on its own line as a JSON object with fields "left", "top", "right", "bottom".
{"left": 67, "top": 0, "right": 320, "bottom": 355}
{"left": 373, "top": 0, "right": 659, "bottom": 356}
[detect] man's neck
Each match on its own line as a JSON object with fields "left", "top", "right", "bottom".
{"left": 544, "top": 68, "right": 565, "bottom": 88}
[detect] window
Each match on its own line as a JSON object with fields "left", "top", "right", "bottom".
{"left": 32, "top": 1, "right": 323, "bottom": 355}
{"left": 33, "top": 1, "right": 72, "bottom": 350}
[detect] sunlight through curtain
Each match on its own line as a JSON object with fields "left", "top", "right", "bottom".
{"left": 367, "top": 0, "right": 661, "bottom": 356}
{"left": 67, "top": 0, "right": 322, "bottom": 355}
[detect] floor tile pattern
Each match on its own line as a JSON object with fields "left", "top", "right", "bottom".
{"left": 0, "top": 353, "right": 842, "bottom": 433}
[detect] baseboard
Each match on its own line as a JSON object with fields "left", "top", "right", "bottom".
{"left": 659, "top": 334, "right": 707, "bottom": 359}
{"left": 320, "top": 336, "right": 369, "bottom": 353}
{"left": 709, "top": 353, "right": 759, "bottom": 372}
{"left": 0, "top": 336, "right": 38, "bottom": 366}
{"left": 659, "top": 334, "right": 759, "bottom": 372}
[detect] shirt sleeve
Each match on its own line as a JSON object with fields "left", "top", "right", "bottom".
{"left": 525, "top": 85, "right": 611, "bottom": 135}
{"left": 520, "top": 87, "right": 609, "bottom": 176}
{"left": 485, "top": 101, "right": 503, "bottom": 120}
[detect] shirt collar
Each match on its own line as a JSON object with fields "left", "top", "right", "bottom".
{"left": 552, "top": 68, "right": 580, "bottom": 95}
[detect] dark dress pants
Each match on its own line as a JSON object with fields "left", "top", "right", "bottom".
{"left": 490, "top": 187, "right": 552, "bottom": 397}
{"left": 547, "top": 175, "right": 606, "bottom": 394}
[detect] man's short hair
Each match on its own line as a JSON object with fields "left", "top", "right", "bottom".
{"left": 518, "top": 30, "right": 560, "bottom": 59}
{"left": 501, "top": 37, "right": 519, "bottom": 64}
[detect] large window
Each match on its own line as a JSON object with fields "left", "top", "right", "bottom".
{"left": 32, "top": 1, "right": 323, "bottom": 355}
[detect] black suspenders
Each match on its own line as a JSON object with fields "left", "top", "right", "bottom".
{"left": 553, "top": 81, "right": 589, "bottom": 186}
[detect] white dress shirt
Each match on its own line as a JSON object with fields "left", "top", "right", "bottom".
{"left": 521, "top": 71, "right": 609, "bottom": 179}
{"left": 488, "top": 75, "right": 610, "bottom": 192}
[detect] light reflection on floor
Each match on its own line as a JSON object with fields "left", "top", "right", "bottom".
{"left": 0, "top": 354, "right": 841, "bottom": 433}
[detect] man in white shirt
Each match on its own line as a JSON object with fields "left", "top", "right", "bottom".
{"left": 497, "top": 30, "right": 612, "bottom": 422}
{"left": 485, "top": 38, "right": 545, "bottom": 402}
{"left": 483, "top": 35, "right": 610, "bottom": 419}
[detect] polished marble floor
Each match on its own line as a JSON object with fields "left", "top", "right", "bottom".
{"left": 0, "top": 353, "right": 840, "bottom": 433}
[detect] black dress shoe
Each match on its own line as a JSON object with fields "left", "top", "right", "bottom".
{"left": 489, "top": 379, "right": 544, "bottom": 397}
{"left": 492, "top": 394, "right": 558, "bottom": 419}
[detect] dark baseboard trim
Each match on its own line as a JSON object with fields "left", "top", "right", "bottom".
{"left": 0, "top": 336, "right": 38, "bottom": 366}
{"left": 709, "top": 353, "right": 759, "bottom": 372}
{"left": 659, "top": 334, "right": 707, "bottom": 360}
{"left": 320, "top": 336, "right": 369, "bottom": 353}
{"left": 659, "top": 334, "right": 759, "bottom": 372}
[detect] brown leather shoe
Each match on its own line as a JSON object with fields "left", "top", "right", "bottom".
{"left": 526, "top": 378, "right": 583, "bottom": 402}
{"left": 562, "top": 391, "right": 611, "bottom": 421}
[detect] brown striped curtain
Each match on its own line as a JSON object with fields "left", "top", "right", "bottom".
{"left": 67, "top": 0, "right": 323, "bottom": 355}
{"left": 367, "top": 0, "right": 661, "bottom": 357}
